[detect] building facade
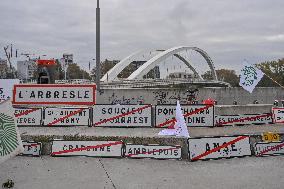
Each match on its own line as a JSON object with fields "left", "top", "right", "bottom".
{"left": 17, "top": 60, "right": 37, "bottom": 80}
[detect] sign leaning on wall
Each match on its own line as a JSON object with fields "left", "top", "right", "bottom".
{"left": 51, "top": 140, "right": 123, "bottom": 157}
{"left": 254, "top": 142, "right": 284, "bottom": 156}
{"left": 14, "top": 108, "right": 42, "bottom": 126}
{"left": 272, "top": 108, "right": 284, "bottom": 123}
{"left": 124, "top": 144, "right": 182, "bottom": 159}
{"left": 215, "top": 113, "right": 273, "bottom": 126}
{"left": 155, "top": 104, "right": 214, "bottom": 127}
{"left": 43, "top": 107, "right": 91, "bottom": 126}
{"left": 12, "top": 84, "right": 96, "bottom": 106}
{"left": 0, "top": 79, "right": 19, "bottom": 101}
{"left": 187, "top": 136, "right": 251, "bottom": 161}
{"left": 93, "top": 104, "right": 152, "bottom": 127}
{"left": 21, "top": 141, "right": 42, "bottom": 156}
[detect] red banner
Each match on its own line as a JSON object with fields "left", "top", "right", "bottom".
{"left": 37, "top": 59, "right": 56, "bottom": 66}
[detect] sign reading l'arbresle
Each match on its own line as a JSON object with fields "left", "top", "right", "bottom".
{"left": 12, "top": 84, "right": 96, "bottom": 106}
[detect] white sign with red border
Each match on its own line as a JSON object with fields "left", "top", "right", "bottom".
{"left": 12, "top": 84, "right": 96, "bottom": 106}
{"left": 215, "top": 113, "right": 272, "bottom": 126}
{"left": 254, "top": 142, "right": 284, "bottom": 156}
{"left": 51, "top": 140, "right": 123, "bottom": 157}
{"left": 93, "top": 104, "right": 152, "bottom": 127}
{"left": 272, "top": 108, "right": 284, "bottom": 123}
{"left": 14, "top": 108, "right": 42, "bottom": 126}
{"left": 155, "top": 104, "right": 214, "bottom": 127}
{"left": 0, "top": 79, "right": 19, "bottom": 101}
{"left": 21, "top": 141, "right": 42, "bottom": 156}
{"left": 43, "top": 107, "right": 90, "bottom": 126}
{"left": 124, "top": 144, "right": 182, "bottom": 159}
{"left": 188, "top": 136, "right": 251, "bottom": 161}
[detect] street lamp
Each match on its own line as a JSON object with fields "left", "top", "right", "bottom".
{"left": 96, "top": 0, "right": 101, "bottom": 90}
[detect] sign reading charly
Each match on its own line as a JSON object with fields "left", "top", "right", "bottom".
{"left": 125, "top": 144, "right": 182, "bottom": 159}
{"left": 272, "top": 108, "right": 284, "bottom": 123}
{"left": 215, "top": 113, "right": 272, "bottom": 126}
{"left": 156, "top": 104, "right": 214, "bottom": 127}
{"left": 14, "top": 108, "right": 42, "bottom": 126}
{"left": 51, "top": 141, "right": 123, "bottom": 157}
{"left": 93, "top": 105, "right": 152, "bottom": 127}
{"left": 188, "top": 136, "right": 251, "bottom": 161}
{"left": 43, "top": 107, "right": 90, "bottom": 126}
{"left": 21, "top": 141, "right": 42, "bottom": 156}
{"left": 12, "top": 84, "right": 96, "bottom": 106}
{"left": 254, "top": 142, "right": 284, "bottom": 156}
{"left": 0, "top": 79, "right": 19, "bottom": 101}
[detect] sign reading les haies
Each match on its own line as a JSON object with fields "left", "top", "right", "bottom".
{"left": 12, "top": 84, "right": 96, "bottom": 106}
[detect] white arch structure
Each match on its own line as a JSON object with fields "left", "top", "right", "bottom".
{"left": 101, "top": 46, "right": 217, "bottom": 82}
{"left": 128, "top": 46, "right": 218, "bottom": 80}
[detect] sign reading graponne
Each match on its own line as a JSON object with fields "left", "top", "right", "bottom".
{"left": 93, "top": 104, "right": 152, "bottom": 127}
{"left": 14, "top": 108, "right": 42, "bottom": 126}
{"left": 43, "top": 107, "right": 90, "bottom": 126}
{"left": 254, "top": 142, "right": 284, "bottom": 156}
{"left": 215, "top": 113, "right": 273, "bottom": 126}
{"left": 0, "top": 79, "right": 19, "bottom": 101}
{"left": 21, "top": 141, "right": 42, "bottom": 156}
{"left": 156, "top": 105, "right": 214, "bottom": 127}
{"left": 125, "top": 144, "right": 182, "bottom": 159}
{"left": 51, "top": 141, "right": 123, "bottom": 157}
{"left": 188, "top": 136, "right": 251, "bottom": 161}
{"left": 272, "top": 108, "right": 284, "bottom": 123}
{"left": 12, "top": 84, "right": 96, "bottom": 106}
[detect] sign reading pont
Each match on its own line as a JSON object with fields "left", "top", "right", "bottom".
{"left": 155, "top": 104, "right": 214, "bottom": 127}
{"left": 12, "top": 84, "right": 96, "bottom": 106}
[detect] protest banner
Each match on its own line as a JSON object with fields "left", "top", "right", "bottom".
{"left": 188, "top": 136, "right": 251, "bottom": 161}
{"left": 156, "top": 104, "right": 214, "bottom": 127}
{"left": 12, "top": 84, "right": 96, "bottom": 106}
{"left": 43, "top": 107, "right": 90, "bottom": 126}
{"left": 93, "top": 104, "right": 152, "bottom": 127}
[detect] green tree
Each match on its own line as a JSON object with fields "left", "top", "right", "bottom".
{"left": 202, "top": 69, "right": 239, "bottom": 86}
{"left": 256, "top": 58, "right": 284, "bottom": 87}
{"left": 67, "top": 63, "right": 91, "bottom": 80}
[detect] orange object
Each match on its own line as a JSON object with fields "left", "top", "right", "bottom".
{"left": 37, "top": 59, "right": 56, "bottom": 66}
{"left": 202, "top": 98, "right": 215, "bottom": 105}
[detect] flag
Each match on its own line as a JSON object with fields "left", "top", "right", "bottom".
{"left": 0, "top": 100, "right": 23, "bottom": 164}
{"left": 239, "top": 63, "right": 264, "bottom": 93}
{"left": 158, "top": 101, "right": 190, "bottom": 138}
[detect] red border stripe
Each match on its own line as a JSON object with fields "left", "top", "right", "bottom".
{"left": 93, "top": 105, "right": 152, "bottom": 126}
{"left": 47, "top": 108, "right": 86, "bottom": 126}
{"left": 191, "top": 136, "right": 249, "bottom": 161}
{"left": 51, "top": 141, "right": 123, "bottom": 155}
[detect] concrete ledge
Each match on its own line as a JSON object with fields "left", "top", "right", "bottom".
{"left": 20, "top": 124, "right": 284, "bottom": 159}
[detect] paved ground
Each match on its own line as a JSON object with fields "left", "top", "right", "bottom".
{"left": 1, "top": 156, "right": 283, "bottom": 189}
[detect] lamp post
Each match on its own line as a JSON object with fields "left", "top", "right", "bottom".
{"left": 96, "top": 0, "right": 101, "bottom": 90}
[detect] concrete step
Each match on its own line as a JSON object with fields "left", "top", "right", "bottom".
{"left": 19, "top": 124, "right": 284, "bottom": 159}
